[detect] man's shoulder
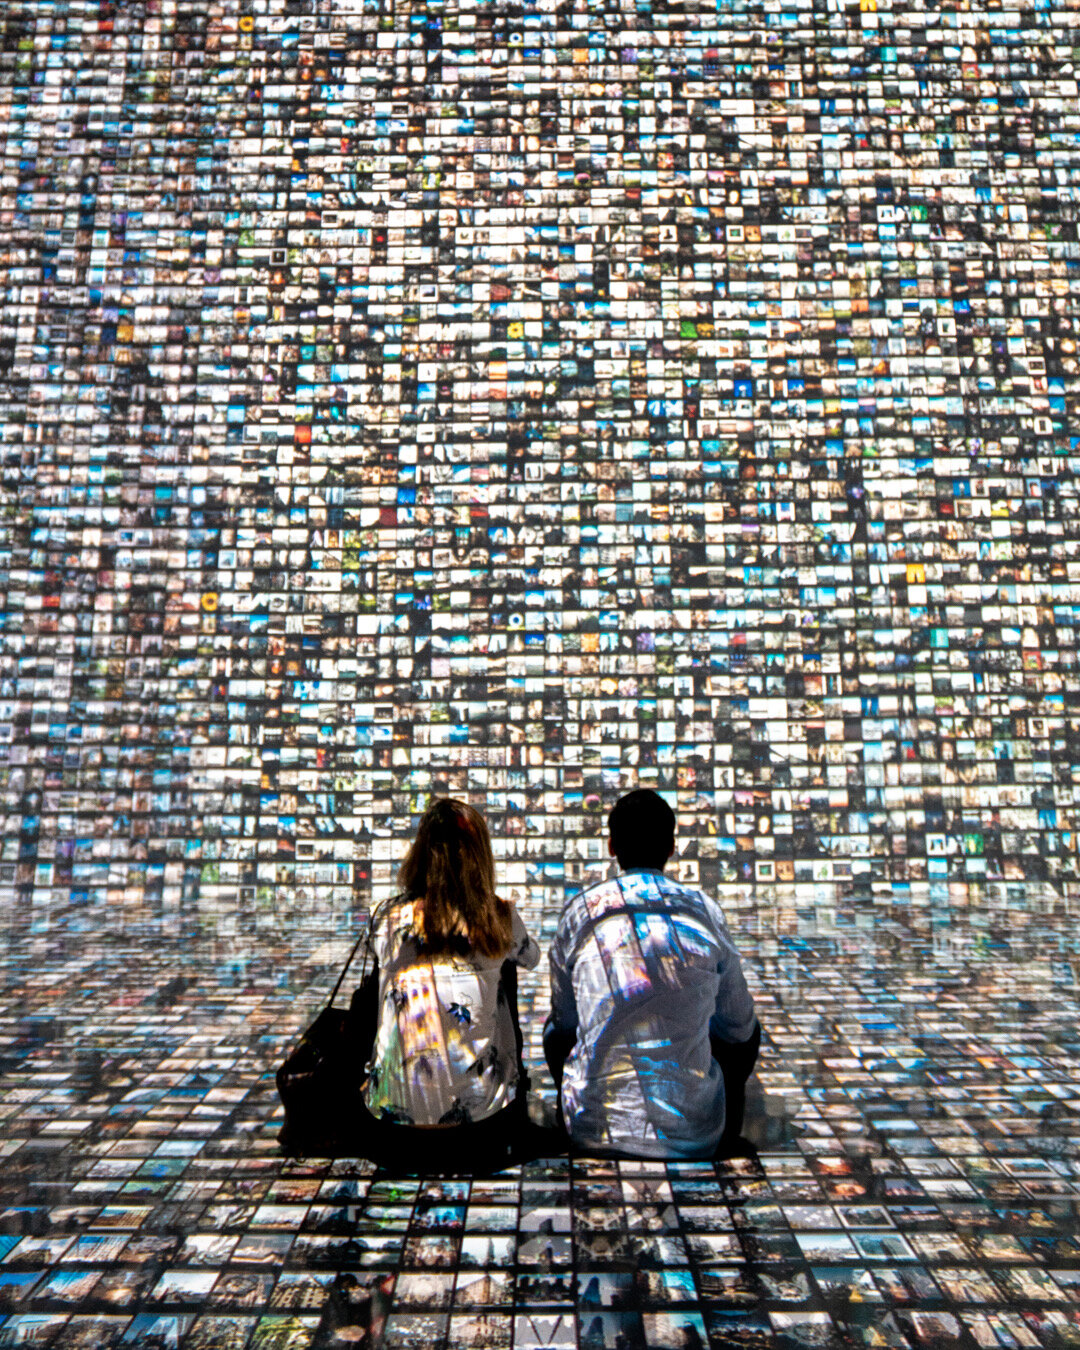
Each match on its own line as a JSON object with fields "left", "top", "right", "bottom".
{"left": 553, "top": 872, "right": 620, "bottom": 928}
{"left": 560, "top": 869, "right": 718, "bottom": 918}
{"left": 563, "top": 871, "right": 619, "bottom": 910}
{"left": 620, "top": 872, "right": 735, "bottom": 934}
{"left": 655, "top": 872, "right": 718, "bottom": 906}
{"left": 620, "top": 868, "right": 714, "bottom": 904}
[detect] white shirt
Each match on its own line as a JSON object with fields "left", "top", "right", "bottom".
{"left": 548, "top": 868, "right": 757, "bottom": 1158}
{"left": 362, "top": 897, "right": 540, "bottom": 1126}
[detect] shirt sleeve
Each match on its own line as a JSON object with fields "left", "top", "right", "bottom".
{"left": 510, "top": 906, "right": 541, "bottom": 970}
{"left": 708, "top": 909, "right": 757, "bottom": 1044}
{"left": 547, "top": 908, "right": 578, "bottom": 1037}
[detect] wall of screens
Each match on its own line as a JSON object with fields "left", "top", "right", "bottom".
{"left": 1, "top": 0, "right": 1078, "bottom": 923}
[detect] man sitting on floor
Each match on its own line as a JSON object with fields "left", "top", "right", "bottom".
{"left": 544, "top": 788, "right": 761, "bottom": 1158}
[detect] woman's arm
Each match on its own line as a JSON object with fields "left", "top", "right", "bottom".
{"left": 508, "top": 905, "right": 541, "bottom": 969}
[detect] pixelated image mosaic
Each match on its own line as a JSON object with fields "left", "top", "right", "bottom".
{"left": 1, "top": 0, "right": 1079, "bottom": 1344}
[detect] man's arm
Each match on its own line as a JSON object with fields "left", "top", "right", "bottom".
{"left": 707, "top": 911, "right": 760, "bottom": 1140}
{"left": 708, "top": 913, "right": 758, "bottom": 1046}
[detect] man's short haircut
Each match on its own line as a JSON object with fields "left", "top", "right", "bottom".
{"left": 608, "top": 789, "right": 676, "bottom": 870}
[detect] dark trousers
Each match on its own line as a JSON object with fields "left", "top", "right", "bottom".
{"left": 543, "top": 1016, "right": 761, "bottom": 1149}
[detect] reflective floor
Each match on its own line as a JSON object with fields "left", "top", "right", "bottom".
{"left": 1, "top": 888, "right": 1078, "bottom": 1349}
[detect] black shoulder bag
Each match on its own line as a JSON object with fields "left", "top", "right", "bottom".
{"left": 276, "top": 917, "right": 379, "bottom": 1155}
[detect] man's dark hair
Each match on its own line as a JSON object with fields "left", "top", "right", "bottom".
{"left": 608, "top": 789, "right": 676, "bottom": 871}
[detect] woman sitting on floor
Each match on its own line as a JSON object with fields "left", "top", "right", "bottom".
{"left": 354, "top": 797, "right": 540, "bottom": 1170}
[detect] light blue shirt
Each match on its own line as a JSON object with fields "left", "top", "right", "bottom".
{"left": 548, "top": 868, "right": 757, "bottom": 1158}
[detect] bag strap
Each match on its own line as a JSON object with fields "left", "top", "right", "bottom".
{"left": 326, "top": 893, "right": 394, "bottom": 1009}
{"left": 327, "top": 920, "right": 371, "bottom": 1010}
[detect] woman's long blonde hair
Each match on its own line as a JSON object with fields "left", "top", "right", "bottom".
{"left": 398, "top": 798, "right": 512, "bottom": 959}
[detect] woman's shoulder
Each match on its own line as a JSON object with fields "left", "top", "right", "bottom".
{"left": 369, "top": 893, "right": 418, "bottom": 936}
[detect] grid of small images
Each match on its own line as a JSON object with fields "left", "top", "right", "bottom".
{"left": 2, "top": 0, "right": 1079, "bottom": 922}
{"left": 2, "top": 0, "right": 1080, "bottom": 1344}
